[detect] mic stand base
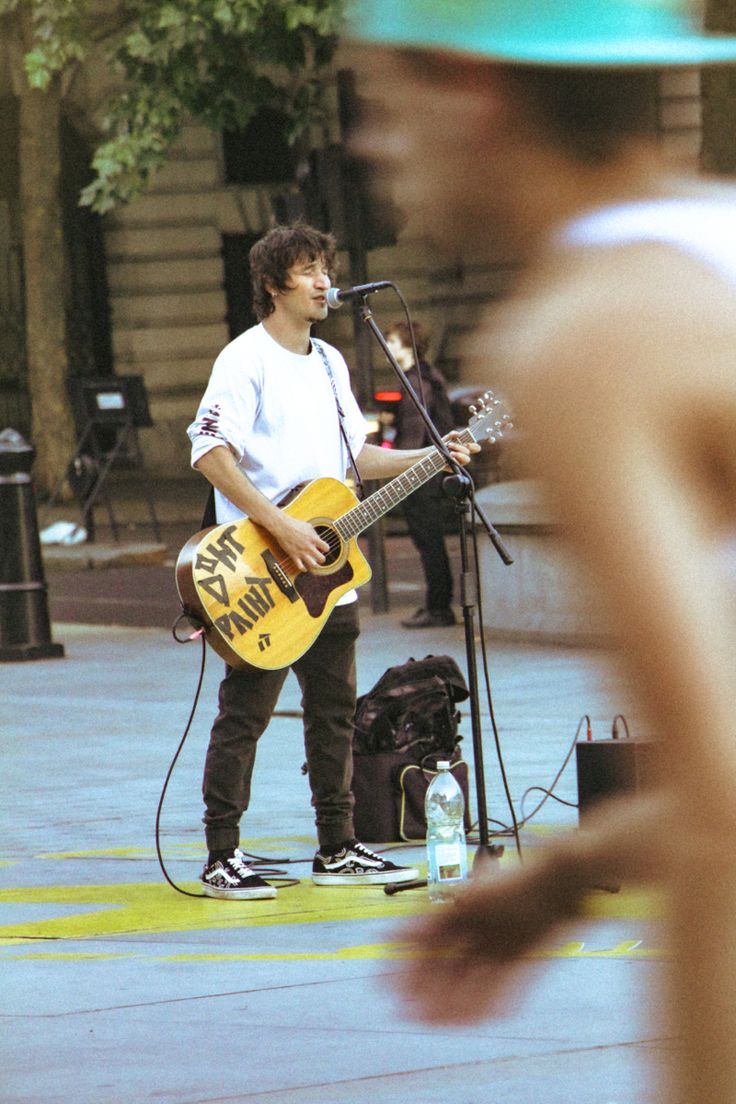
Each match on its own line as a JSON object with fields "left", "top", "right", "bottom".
{"left": 472, "top": 843, "right": 505, "bottom": 876}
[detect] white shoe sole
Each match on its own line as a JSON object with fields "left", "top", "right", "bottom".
{"left": 312, "top": 867, "right": 419, "bottom": 886}
{"left": 200, "top": 881, "right": 277, "bottom": 900}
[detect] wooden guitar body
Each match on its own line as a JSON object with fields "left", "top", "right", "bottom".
{"left": 176, "top": 477, "right": 372, "bottom": 670}
{"left": 177, "top": 392, "right": 511, "bottom": 671}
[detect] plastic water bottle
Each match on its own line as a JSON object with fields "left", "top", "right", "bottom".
{"left": 425, "top": 760, "right": 468, "bottom": 903}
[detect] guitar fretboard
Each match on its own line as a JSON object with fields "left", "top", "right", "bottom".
{"left": 335, "top": 426, "right": 475, "bottom": 540}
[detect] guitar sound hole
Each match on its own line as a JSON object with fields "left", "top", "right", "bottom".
{"left": 314, "top": 525, "right": 342, "bottom": 567}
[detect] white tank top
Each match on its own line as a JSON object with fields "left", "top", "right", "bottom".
{"left": 557, "top": 197, "right": 736, "bottom": 283}
{"left": 560, "top": 196, "right": 736, "bottom": 581}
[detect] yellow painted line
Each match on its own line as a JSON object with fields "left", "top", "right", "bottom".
{"left": 541, "top": 939, "right": 665, "bottom": 959}
{"left": 583, "top": 886, "right": 667, "bottom": 920}
{"left": 0, "top": 880, "right": 427, "bottom": 944}
{"left": 0, "top": 877, "right": 666, "bottom": 947}
{"left": 0, "top": 836, "right": 667, "bottom": 949}
{"left": 34, "top": 837, "right": 316, "bottom": 862}
{"left": 2, "top": 938, "right": 667, "bottom": 962}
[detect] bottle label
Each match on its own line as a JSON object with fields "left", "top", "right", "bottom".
{"left": 435, "top": 842, "right": 463, "bottom": 881}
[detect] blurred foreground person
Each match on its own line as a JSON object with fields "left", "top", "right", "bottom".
{"left": 347, "top": 2, "right": 736, "bottom": 1102}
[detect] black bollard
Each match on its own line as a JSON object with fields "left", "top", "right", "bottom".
{"left": 0, "top": 429, "right": 64, "bottom": 661}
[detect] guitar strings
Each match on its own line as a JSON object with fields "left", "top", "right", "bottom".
{"left": 268, "top": 523, "right": 345, "bottom": 576}
{"left": 262, "top": 418, "right": 496, "bottom": 579}
{"left": 264, "top": 453, "right": 452, "bottom": 578}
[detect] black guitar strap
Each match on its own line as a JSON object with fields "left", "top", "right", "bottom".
{"left": 201, "top": 485, "right": 216, "bottom": 529}
{"left": 313, "top": 339, "right": 365, "bottom": 500}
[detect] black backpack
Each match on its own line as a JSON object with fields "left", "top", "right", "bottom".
{"left": 352, "top": 654, "right": 469, "bottom": 762}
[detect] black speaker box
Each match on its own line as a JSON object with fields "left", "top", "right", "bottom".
{"left": 576, "top": 739, "right": 661, "bottom": 819}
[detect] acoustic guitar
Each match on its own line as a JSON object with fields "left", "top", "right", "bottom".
{"left": 176, "top": 392, "right": 511, "bottom": 670}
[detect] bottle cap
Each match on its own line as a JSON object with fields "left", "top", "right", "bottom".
{"left": 437, "top": 760, "right": 451, "bottom": 770}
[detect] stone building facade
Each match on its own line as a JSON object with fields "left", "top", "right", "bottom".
{"left": 0, "top": 59, "right": 703, "bottom": 479}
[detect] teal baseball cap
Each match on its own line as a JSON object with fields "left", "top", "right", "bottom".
{"left": 345, "top": 0, "right": 736, "bottom": 67}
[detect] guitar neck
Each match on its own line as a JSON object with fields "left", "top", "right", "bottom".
{"left": 336, "top": 426, "right": 475, "bottom": 540}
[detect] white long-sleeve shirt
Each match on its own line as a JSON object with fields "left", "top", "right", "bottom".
{"left": 188, "top": 324, "right": 366, "bottom": 525}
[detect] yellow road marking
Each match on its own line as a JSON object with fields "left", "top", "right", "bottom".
{"left": 2, "top": 939, "right": 667, "bottom": 962}
{"left": 0, "top": 879, "right": 429, "bottom": 944}
{"left": 0, "top": 841, "right": 667, "bottom": 958}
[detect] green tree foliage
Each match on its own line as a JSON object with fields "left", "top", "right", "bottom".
{"left": 0, "top": 0, "right": 343, "bottom": 495}
{"left": 83, "top": 0, "right": 344, "bottom": 212}
{"left": 0, "top": 0, "right": 86, "bottom": 86}
{"left": 1, "top": 0, "right": 344, "bottom": 213}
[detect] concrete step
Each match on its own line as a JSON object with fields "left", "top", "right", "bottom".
{"left": 660, "top": 98, "right": 701, "bottom": 130}
{"left": 42, "top": 540, "right": 169, "bottom": 570}
{"left": 106, "top": 190, "right": 225, "bottom": 227}
{"left": 169, "top": 124, "right": 222, "bottom": 158}
{"left": 106, "top": 255, "right": 224, "bottom": 293}
{"left": 662, "top": 130, "right": 701, "bottom": 162}
{"left": 137, "top": 358, "right": 213, "bottom": 396}
{"left": 112, "top": 322, "right": 228, "bottom": 362}
{"left": 147, "top": 156, "right": 222, "bottom": 192}
{"left": 110, "top": 288, "right": 226, "bottom": 327}
{"left": 105, "top": 223, "right": 222, "bottom": 262}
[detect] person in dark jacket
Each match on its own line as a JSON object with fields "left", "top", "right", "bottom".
{"left": 385, "top": 320, "right": 457, "bottom": 628}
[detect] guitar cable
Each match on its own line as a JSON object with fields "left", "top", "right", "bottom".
{"left": 156, "top": 612, "right": 299, "bottom": 897}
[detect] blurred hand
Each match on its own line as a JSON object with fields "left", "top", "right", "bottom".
{"left": 389, "top": 857, "right": 584, "bottom": 1024}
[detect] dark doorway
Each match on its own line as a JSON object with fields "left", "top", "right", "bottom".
{"left": 222, "top": 106, "right": 298, "bottom": 186}
{"left": 61, "top": 117, "right": 114, "bottom": 382}
{"left": 222, "top": 233, "right": 260, "bottom": 340}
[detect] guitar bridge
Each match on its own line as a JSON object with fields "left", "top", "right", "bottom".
{"left": 262, "top": 549, "right": 299, "bottom": 603}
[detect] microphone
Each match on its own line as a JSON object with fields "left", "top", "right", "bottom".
{"left": 325, "top": 281, "right": 392, "bottom": 309}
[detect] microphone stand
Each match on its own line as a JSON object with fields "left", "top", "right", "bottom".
{"left": 354, "top": 295, "right": 512, "bottom": 876}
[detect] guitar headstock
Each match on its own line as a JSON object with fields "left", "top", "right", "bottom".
{"left": 467, "top": 390, "right": 514, "bottom": 445}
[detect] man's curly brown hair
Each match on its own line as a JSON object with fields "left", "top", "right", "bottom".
{"left": 249, "top": 224, "right": 338, "bottom": 321}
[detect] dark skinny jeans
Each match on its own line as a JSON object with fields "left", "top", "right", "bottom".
{"left": 202, "top": 602, "right": 360, "bottom": 853}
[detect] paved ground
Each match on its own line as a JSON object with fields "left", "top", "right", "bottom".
{"left": 1, "top": 478, "right": 671, "bottom": 1103}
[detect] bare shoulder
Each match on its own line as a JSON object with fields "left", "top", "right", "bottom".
{"left": 489, "top": 242, "right": 736, "bottom": 411}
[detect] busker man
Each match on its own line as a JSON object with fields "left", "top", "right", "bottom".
{"left": 187, "top": 222, "right": 476, "bottom": 900}
{"left": 346, "top": 3, "right": 736, "bottom": 1102}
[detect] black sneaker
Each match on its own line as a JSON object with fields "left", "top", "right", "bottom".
{"left": 200, "top": 849, "right": 277, "bottom": 900}
{"left": 312, "top": 840, "right": 419, "bottom": 886}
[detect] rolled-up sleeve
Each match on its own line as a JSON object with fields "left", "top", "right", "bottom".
{"left": 187, "top": 350, "right": 259, "bottom": 468}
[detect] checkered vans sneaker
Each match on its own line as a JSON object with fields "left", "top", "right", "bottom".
{"left": 200, "top": 849, "right": 277, "bottom": 900}
{"left": 312, "top": 840, "right": 418, "bottom": 885}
